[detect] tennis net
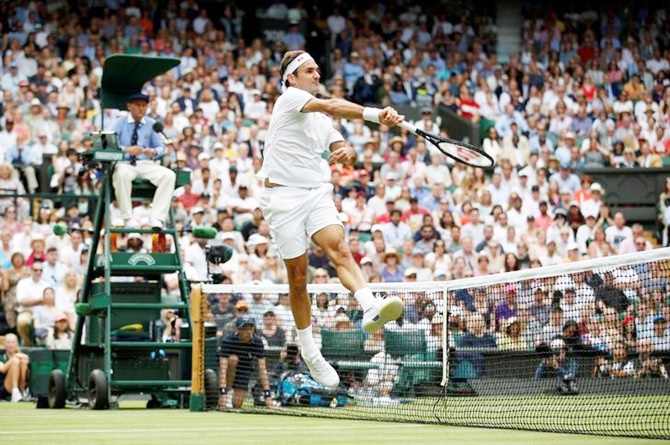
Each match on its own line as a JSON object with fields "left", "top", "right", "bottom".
{"left": 196, "top": 247, "right": 670, "bottom": 439}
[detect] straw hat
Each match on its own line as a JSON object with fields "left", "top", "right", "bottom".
{"left": 30, "top": 234, "right": 46, "bottom": 248}
{"left": 389, "top": 136, "right": 404, "bottom": 148}
{"left": 381, "top": 247, "right": 401, "bottom": 262}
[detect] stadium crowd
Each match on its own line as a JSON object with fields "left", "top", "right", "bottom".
{"left": 0, "top": 0, "right": 669, "bottom": 393}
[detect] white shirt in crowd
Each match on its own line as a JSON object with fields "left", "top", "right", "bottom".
{"left": 604, "top": 225, "right": 633, "bottom": 253}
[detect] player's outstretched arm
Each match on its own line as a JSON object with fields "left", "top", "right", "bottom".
{"left": 302, "top": 98, "right": 404, "bottom": 127}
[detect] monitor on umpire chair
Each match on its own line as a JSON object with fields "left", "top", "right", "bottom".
{"left": 91, "top": 131, "right": 120, "bottom": 150}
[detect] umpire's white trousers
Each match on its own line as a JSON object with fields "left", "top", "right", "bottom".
{"left": 112, "top": 161, "right": 176, "bottom": 223}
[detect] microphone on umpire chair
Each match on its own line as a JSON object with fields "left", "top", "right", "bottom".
{"left": 152, "top": 121, "right": 176, "bottom": 151}
{"left": 191, "top": 226, "right": 232, "bottom": 264}
{"left": 206, "top": 245, "right": 233, "bottom": 265}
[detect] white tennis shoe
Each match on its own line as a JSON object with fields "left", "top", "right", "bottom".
{"left": 302, "top": 353, "right": 340, "bottom": 388}
{"left": 11, "top": 388, "right": 22, "bottom": 403}
{"left": 362, "top": 296, "right": 404, "bottom": 333}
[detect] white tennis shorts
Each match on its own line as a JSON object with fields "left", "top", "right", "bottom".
{"left": 259, "top": 183, "right": 343, "bottom": 260}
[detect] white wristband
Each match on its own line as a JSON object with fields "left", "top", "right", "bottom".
{"left": 363, "top": 107, "right": 382, "bottom": 124}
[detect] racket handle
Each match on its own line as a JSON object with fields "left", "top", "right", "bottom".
{"left": 398, "top": 120, "right": 418, "bottom": 134}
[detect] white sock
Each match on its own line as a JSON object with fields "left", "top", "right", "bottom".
{"left": 354, "top": 287, "right": 376, "bottom": 312}
{"left": 297, "top": 325, "right": 320, "bottom": 359}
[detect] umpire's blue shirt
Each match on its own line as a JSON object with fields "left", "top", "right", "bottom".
{"left": 112, "top": 114, "right": 165, "bottom": 161}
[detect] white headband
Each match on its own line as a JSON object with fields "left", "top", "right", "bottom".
{"left": 281, "top": 52, "right": 314, "bottom": 92}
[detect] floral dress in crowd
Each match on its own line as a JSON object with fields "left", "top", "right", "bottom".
{"left": 2, "top": 268, "right": 24, "bottom": 329}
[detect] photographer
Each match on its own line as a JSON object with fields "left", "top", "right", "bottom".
{"left": 636, "top": 339, "right": 669, "bottom": 380}
{"left": 55, "top": 165, "right": 79, "bottom": 212}
{"left": 597, "top": 340, "right": 636, "bottom": 378}
{"left": 535, "top": 337, "right": 579, "bottom": 394}
{"left": 270, "top": 343, "right": 307, "bottom": 381}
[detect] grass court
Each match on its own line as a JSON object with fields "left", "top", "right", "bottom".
{"left": 0, "top": 399, "right": 665, "bottom": 445}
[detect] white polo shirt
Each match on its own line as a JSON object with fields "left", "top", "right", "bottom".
{"left": 16, "top": 276, "right": 50, "bottom": 312}
{"left": 257, "top": 87, "right": 343, "bottom": 188}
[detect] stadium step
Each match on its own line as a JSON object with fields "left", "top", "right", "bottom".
{"left": 495, "top": 0, "right": 523, "bottom": 63}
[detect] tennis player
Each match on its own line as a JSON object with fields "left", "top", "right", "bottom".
{"left": 257, "top": 50, "right": 405, "bottom": 388}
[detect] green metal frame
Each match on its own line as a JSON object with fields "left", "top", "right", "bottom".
{"left": 64, "top": 163, "right": 193, "bottom": 407}
{"left": 63, "top": 55, "right": 194, "bottom": 409}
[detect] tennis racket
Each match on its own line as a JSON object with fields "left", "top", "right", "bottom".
{"left": 399, "top": 121, "right": 494, "bottom": 169}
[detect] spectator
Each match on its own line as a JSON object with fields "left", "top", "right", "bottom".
{"left": 1, "top": 251, "right": 29, "bottom": 332}
{"left": 539, "top": 306, "right": 565, "bottom": 346}
{"left": 408, "top": 248, "right": 431, "bottom": 282}
{"left": 496, "top": 317, "right": 528, "bottom": 351}
{"left": 460, "top": 312, "right": 496, "bottom": 348}
{"left": 494, "top": 284, "right": 518, "bottom": 327}
{"left": 595, "top": 270, "right": 629, "bottom": 314}
{"left": 260, "top": 310, "right": 286, "bottom": 348}
{"left": 42, "top": 246, "right": 67, "bottom": 287}
{"left": 618, "top": 224, "right": 652, "bottom": 254}
{"left": 549, "top": 163, "right": 581, "bottom": 194}
{"left": 651, "top": 316, "right": 670, "bottom": 352}
{"left": 46, "top": 312, "right": 73, "bottom": 350}
{"left": 604, "top": 212, "right": 633, "bottom": 253}
{"left": 0, "top": 333, "right": 29, "bottom": 402}
{"left": 15, "top": 259, "right": 50, "bottom": 346}
{"left": 32, "top": 287, "right": 59, "bottom": 345}
{"left": 637, "top": 140, "right": 662, "bottom": 168}
{"left": 381, "top": 209, "right": 412, "bottom": 251}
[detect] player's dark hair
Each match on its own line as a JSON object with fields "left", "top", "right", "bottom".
{"left": 280, "top": 50, "right": 306, "bottom": 89}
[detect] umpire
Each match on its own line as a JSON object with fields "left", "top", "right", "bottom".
{"left": 111, "top": 92, "right": 175, "bottom": 230}
{"left": 218, "top": 316, "right": 273, "bottom": 409}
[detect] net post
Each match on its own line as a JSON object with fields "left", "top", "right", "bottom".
{"left": 189, "top": 283, "right": 206, "bottom": 412}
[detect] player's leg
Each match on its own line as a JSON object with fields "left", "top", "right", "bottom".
{"left": 309, "top": 185, "right": 403, "bottom": 333}
{"left": 111, "top": 163, "right": 138, "bottom": 222}
{"left": 284, "top": 254, "right": 311, "bottom": 329}
{"left": 284, "top": 254, "right": 339, "bottom": 388}
{"left": 310, "top": 225, "right": 369, "bottom": 292}
{"left": 260, "top": 186, "right": 339, "bottom": 388}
